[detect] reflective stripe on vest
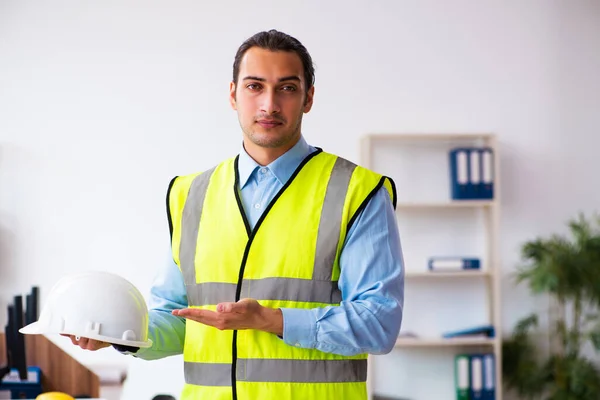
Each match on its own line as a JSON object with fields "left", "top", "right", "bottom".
{"left": 184, "top": 358, "right": 367, "bottom": 386}
{"left": 184, "top": 278, "right": 342, "bottom": 306}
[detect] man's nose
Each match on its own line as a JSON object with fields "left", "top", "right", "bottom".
{"left": 260, "top": 91, "right": 281, "bottom": 115}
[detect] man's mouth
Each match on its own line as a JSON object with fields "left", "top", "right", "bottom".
{"left": 256, "top": 119, "right": 283, "bottom": 128}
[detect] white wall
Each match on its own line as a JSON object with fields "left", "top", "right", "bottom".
{"left": 1, "top": 1, "right": 599, "bottom": 399}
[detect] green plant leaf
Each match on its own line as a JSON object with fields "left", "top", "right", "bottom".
{"left": 546, "top": 353, "right": 600, "bottom": 399}
{"left": 502, "top": 326, "right": 548, "bottom": 398}
{"left": 507, "top": 213, "right": 600, "bottom": 399}
{"left": 567, "top": 355, "right": 600, "bottom": 399}
{"left": 583, "top": 312, "right": 599, "bottom": 323}
{"left": 517, "top": 214, "right": 600, "bottom": 305}
{"left": 589, "top": 329, "right": 600, "bottom": 352}
{"left": 514, "top": 314, "right": 538, "bottom": 337}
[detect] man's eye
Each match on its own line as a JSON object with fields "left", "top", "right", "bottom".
{"left": 247, "top": 83, "right": 261, "bottom": 90}
{"left": 281, "top": 86, "right": 296, "bottom": 92}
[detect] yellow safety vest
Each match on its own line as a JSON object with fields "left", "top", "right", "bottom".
{"left": 167, "top": 149, "right": 396, "bottom": 400}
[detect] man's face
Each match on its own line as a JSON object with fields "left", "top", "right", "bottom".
{"left": 230, "top": 47, "right": 314, "bottom": 149}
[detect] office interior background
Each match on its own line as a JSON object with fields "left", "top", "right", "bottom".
{"left": 1, "top": 1, "right": 599, "bottom": 399}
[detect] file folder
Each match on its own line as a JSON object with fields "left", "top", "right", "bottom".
{"left": 470, "top": 354, "right": 484, "bottom": 399}
{"left": 428, "top": 257, "right": 480, "bottom": 272}
{"left": 454, "top": 354, "right": 470, "bottom": 400}
{"left": 449, "top": 148, "right": 471, "bottom": 199}
{"left": 480, "top": 148, "right": 494, "bottom": 199}
{"left": 482, "top": 353, "right": 496, "bottom": 400}
{"left": 469, "top": 149, "right": 482, "bottom": 199}
{"left": 442, "top": 325, "right": 495, "bottom": 339}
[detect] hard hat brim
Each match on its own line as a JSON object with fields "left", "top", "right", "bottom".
{"left": 19, "top": 321, "right": 43, "bottom": 335}
{"left": 19, "top": 322, "right": 153, "bottom": 348}
{"left": 81, "top": 334, "right": 153, "bottom": 348}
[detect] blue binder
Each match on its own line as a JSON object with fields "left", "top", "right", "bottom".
{"left": 428, "top": 257, "right": 480, "bottom": 272}
{"left": 469, "top": 148, "right": 482, "bottom": 199}
{"left": 470, "top": 354, "right": 484, "bottom": 399}
{"left": 482, "top": 353, "right": 496, "bottom": 399}
{"left": 449, "top": 148, "right": 472, "bottom": 199}
{"left": 480, "top": 147, "right": 494, "bottom": 199}
{"left": 442, "top": 325, "right": 495, "bottom": 339}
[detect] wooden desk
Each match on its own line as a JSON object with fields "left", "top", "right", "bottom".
{"left": 0, "top": 334, "right": 100, "bottom": 397}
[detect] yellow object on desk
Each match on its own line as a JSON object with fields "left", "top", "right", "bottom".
{"left": 36, "top": 392, "right": 75, "bottom": 400}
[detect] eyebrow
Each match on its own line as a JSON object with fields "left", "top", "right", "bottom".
{"left": 242, "top": 75, "right": 301, "bottom": 83}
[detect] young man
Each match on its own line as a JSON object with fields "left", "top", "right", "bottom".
{"left": 69, "top": 29, "right": 404, "bottom": 400}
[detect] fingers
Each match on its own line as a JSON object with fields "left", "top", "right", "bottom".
{"left": 172, "top": 308, "right": 205, "bottom": 318}
{"left": 216, "top": 302, "right": 235, "bottom": 313}
{"left": 60, "top": 333, "right": 79, "bottom": 346}
{"left": 61, "top": 334, "right": 109, "bottom": 351}
{"left": 88, "top": 340, "right": 110, "bottom": 350}
{"left": 174, "top": 299, "right": 255, "bottom": 317}
{"left": 173, "top": 308, "right": 231, "bottom": 330}
{"left": 173, "top": 308, "right": 219, "bottom": 323}
{"left": 172, "top": 300, "right": 262, "bottom": 331}
{"left": 79, "top": 338, "right": 109, "bottom": 350}
{"left": 218, "top": 299, "right": 254, "bottom": 313}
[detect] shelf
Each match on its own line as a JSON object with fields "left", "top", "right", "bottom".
{"left": 395, "top": 337, "right": 496, "bottom": 348}
{"left": 365, "top": 133, "right": 495, "bottom": 142}
{"left": 363, "top": 131, "right": 503, "bottom": 399}
{"left": 396, "top": 200, "right": 496, "bottom": 209}
{"left": 405, "top": 270, "right": 492, "bottom": 279}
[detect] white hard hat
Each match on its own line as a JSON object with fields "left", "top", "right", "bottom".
{"left": 20, "top": 271, "right": 153, "bottom": 348}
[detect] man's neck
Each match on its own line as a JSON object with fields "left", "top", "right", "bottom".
{"left": 243, "top": 136, "right": 301, "bottom": 166}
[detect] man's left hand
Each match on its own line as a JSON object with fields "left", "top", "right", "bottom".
{"left": 172, "top": 298, "right": 283, "bottom": 336}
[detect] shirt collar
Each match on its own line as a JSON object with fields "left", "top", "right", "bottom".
{"left": 237, "top": 136, "right": 313, "bottom": 188}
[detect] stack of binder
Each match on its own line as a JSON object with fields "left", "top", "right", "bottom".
{"left": 455, "top": 353, "right": 495, "bottom": 399}
{"left": 449, "top": 147, "right": 494, "bottom": 200}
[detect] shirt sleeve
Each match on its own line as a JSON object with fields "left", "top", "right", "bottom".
{"left": 280, "top": 185, "right": 405, "bottom": 356}
{"left": 133, "top": 256, "right": 188, "bottom": 360}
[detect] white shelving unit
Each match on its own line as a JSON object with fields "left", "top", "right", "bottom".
{"left": 405, "top": 270, "right": 493, "bottom": 279}
{"left": 396, "top": 200, "right": 496, "bottom": 209}
{"left": 395, "top": 337, "right": 498, "bottom": 348}
{"left": 362, "top": 133, "right": 502, "bottom": 400}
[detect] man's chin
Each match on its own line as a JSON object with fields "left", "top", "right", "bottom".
{"left": 247, "top": 131, "right": 294, "bottom": 149}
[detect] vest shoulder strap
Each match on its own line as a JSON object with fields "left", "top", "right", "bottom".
{"left": 166, "top": 158, "right": 235, "bottom": 265}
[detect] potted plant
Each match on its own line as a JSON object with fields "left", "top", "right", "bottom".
{"left": 502, "top": 213, "right": 600, "bottom": 400}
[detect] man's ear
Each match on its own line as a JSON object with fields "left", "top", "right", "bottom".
{"left": 229, "top": 81, "right": 237, "bottom": 110}
{"left": 303, "top": 85, "right": 315, "bottom": 113}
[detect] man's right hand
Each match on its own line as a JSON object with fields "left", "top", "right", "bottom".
{"left": 60, "top": 334, "right": 110, "bottom": 351}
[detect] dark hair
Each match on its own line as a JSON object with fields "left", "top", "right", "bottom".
{"left": 232, "top": 29, "right": 315, "bottom": 95}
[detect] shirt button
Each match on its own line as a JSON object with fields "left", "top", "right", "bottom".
{"left": 254, "top": 203, "right": 261, "bottom": 209}
{"left": 260, "top": 168, "right": 268, "bottom": 174}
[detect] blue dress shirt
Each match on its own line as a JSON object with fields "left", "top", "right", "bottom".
{"left": 135, "top": 136, "right": 404, "bottom": 359}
